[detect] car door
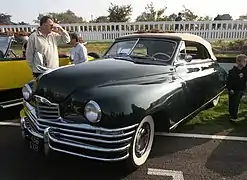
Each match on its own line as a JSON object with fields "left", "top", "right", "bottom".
{"left": 175, "top": 59, "right": 203, "bottom": 115}
{"left": 0, "top": 58, "right": 33, "bottom": 92}
{"left": 164, "top": 68, "right": 190, "bottom": 126}
{"left": 0, "top": 59, "right": 16, "bottom": 91}
{"left": 12, "top": 58, "right": 34, "bottom": 88}
{"left": 177, "top": 41, "right": 219, "bottom": 113}
{"left": 186, "top": 42, "right": 223, "bottom": 104}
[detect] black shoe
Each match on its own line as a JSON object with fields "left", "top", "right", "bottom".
{"left": 230, "top": 118, "right": 238, "bottom": 122}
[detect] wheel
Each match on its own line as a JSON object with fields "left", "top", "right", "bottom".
{"left": 125, "top": 115, "right": 155, "bottom": 170}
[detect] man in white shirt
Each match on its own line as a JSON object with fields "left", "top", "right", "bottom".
{"left": 69, "top": 33, "right": 88, "bottom": 64}
{"left": 25, "top": 16, "right": 70, "bottom": 77}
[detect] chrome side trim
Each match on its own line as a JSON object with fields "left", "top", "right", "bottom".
{"left": 0, "top": 98, "right": 23, "bottom": 108}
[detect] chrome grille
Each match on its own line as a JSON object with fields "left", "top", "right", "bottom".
{"left": 34, "top": 95, "right": 60, "bottom": 119}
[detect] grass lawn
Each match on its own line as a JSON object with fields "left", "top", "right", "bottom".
{"left": 178, "top": 92, "right": 247, "bottom": 136}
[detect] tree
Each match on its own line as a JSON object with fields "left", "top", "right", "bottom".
{"left": 107, "top": 3, "right": 132, "bottom": 22}
{"left": 34, "top": 10, "right": 86, "bottom": 24}
{"left": 181, "top": 5, "right": 198, "bottom": 21}
{"left": 238, "top": 14, "right": 247, "bottom": 20}
{"left": 167, "top": 13, "right": 178, "bottom": 21}
{"left": 0, "top": 13, "right": 13, "bottom": 25}
{"left": 136, "top": 2, "right": 168, "bottom": 21}
{"left": 90, "top": 16, "right": 110, "bottom": 23}
{"left": 18, "top": 21, "right": 29, "bottom": 25}
{"left": 213, "top": 14, "right": 232, "bottom": 21}
{"left": 197, "top": 16, "right": 212, "bottom": 21}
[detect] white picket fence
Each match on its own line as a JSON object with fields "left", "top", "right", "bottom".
{"left": 1, "top": 20, "right": 247, "bottom": 42}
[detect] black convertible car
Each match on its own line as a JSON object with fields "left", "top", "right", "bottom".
{"left": 20, "top": 32, "right": 227, "bottom": 170}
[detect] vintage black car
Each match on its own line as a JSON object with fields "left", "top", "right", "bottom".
{"left": 20, "top": 32, "right": 227, "bottom": 170}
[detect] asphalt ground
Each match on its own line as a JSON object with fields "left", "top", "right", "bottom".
{"left": 1, "top": 121, "right": 247, "bottom": 180}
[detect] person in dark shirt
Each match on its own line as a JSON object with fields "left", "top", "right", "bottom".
{"left": 175, "top": 13, "right": 183, "bottom": 30}
{"left": 226, "top": 54, "right": 247, "bottom": 122}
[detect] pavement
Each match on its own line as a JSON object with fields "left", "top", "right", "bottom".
{"left": 1, "top": 122, "right": 247, "bottom": 180}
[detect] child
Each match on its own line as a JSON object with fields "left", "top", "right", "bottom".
{"left": 226, "top": 54, "right": 247, "bottom": 122}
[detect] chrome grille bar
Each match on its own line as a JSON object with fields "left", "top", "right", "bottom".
{"left": 34, "top": 95, "right": 60, "bottom": 119}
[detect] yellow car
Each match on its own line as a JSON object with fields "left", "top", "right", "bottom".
{"left": 0, "top": 35, "right": 99, "bottom": 109}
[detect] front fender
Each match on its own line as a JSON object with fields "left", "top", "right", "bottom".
{"left": 72, "top": 81, "right": 182, "bottom": 129}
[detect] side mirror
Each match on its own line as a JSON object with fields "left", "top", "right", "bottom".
{"left": 185, "top": 55, "right": 192, "bottom": 62}
{"left": 179, "top": 53, "right": 192, "bottom": 62}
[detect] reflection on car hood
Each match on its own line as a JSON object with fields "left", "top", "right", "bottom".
{"left": 36, "top": 58, "right": 173, "bottom": 102}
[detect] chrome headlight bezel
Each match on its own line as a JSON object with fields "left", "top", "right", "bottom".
{"left": 84, "top": 100, "right": 102, "bottom": 123}
{"left": 22, "top": 84, "right": 32, "bottom": 101}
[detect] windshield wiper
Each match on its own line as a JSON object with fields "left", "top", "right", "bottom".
{"left": 118, "top": 55, "right": 169, "bottom": 65}
{"left": 108, "top": 54, "right": 168, "bottom": 66}
{"left": 103, "top": 53, "right": 130, "bottom": 59}
{"left": 130, "top": 55, "right": 170, "bottom": 64}
{"left": 130, "top": 55, "right": 157, "bottom": 61}
{"left": 114, "top": 55, "right": 134, "bottom": 62}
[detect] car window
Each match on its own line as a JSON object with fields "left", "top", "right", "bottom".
{"left": 131, "top": 43, "right": 148, "bottom": 56}
{"left": 106, "top": 40, "right": 137, "bottom": 56}
{"left": 184, "top": 41, "right": 211, "bottom": 60}
{"left": 105, "top": 38, "right": 177, "bottom": 62}
{"left": 0, "top": 36, "right": 10, "bottom": 57}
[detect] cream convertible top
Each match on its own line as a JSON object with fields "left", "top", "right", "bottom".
{"left": 119, "top": 33, "right": 217, "bottom": 61}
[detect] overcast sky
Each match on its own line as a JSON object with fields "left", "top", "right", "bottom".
{"left": 1, "top": 0, "right": 246, "bottom": 24}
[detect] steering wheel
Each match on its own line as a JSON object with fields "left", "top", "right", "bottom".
{"left": 152, "top": 52, "right": 171, "bottom": 60}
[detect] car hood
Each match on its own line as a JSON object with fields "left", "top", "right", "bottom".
{"left": 35, "top": 58, "right": 173, "bottom": 102}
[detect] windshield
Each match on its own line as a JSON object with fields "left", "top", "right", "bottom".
{"left": 105, "top": 38, "right": 177, "bottom": 62}
{"left": 0, "top": 36, "right": 11, "bottom": 57}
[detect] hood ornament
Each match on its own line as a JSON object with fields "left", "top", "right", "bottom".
{"left": 35, "top": 95, "right": 53, "bottom": 106}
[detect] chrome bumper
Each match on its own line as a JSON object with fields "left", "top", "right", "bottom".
{"left": 20, "top": 101, "right": 138, "bottom": 162}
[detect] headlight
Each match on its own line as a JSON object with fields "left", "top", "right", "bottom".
{"left": 84, "top": 100, "right": 102, "bottom": 123}
{"left": 22, "top": 84, "right": 32, "bottom": 100}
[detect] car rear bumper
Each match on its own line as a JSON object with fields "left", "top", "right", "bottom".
{"left": 20, "top": 101, "right": 138, "bottom": 162}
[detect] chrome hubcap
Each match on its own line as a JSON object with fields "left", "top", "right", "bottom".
{"left": 135, "top": 122, "right": 151, "bottom": 158}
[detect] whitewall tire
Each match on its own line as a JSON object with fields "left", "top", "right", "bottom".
{"left": 126, "top": 115, "right": 155, "bottom": 170}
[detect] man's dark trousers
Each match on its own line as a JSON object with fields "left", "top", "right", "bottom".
{"left": 228, "top": 91, "right": 244, "bottom": 119}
